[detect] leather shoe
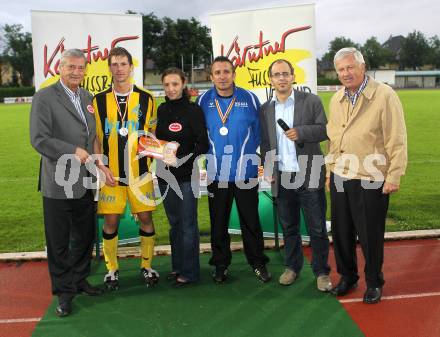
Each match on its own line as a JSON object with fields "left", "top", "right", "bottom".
{"left": 167, "top": 272, "right": 178, "bottom": 281}
{"left": 363, "top": 287, "right": 382, "bottom": 304}
{"left": 330, "top": 279, "right": 358, "bottom": 296}
{"left": 77, "top": 280, "right": 103, "bottom": 296}
{"left": 172, "top": 277, "right": 194, "bottom": 288}
{"left": 213, "top": 266, "right": 228, "bottom": 283}
{"left": 55, "top": 298, "right": 72, "bottom": 317}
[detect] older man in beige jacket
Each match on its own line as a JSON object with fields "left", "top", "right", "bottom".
{"left": 326, "top": 48, "right": 407, "bottom": 304}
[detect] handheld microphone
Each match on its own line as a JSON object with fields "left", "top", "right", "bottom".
{"left": 277, "top": 118, "right": 290, "bottom": 132}
{"left": 276, "top": 118, "right": 304, "bottom": 148}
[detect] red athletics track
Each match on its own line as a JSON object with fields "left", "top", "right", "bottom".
{"left": 0, "top": 261, "right": 51, "bottom": 337}
{"left": 329, "top": 239, "right": 440, "bottom": 337}
{"left": 1, "top": 239, "right": 440, "bottom": 337}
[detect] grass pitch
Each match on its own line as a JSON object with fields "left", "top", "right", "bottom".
{"left": 0, "top": 89, "right": 439, "bottom": 252}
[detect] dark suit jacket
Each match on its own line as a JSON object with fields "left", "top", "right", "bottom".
{"left": 30, "top": 81, "right": 96, "bottom": 199}
{"left": 259, "top": 90, "right": 327, "bottom": 197}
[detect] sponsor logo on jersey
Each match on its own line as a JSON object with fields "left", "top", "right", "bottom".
{"left": 235, "top": 101, "right": 248, "bottom": 108}
{"left": 169, "top": 123, "right": 182, "bottom": 132}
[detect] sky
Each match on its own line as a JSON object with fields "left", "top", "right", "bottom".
{"left": 0, "top": 0, "right": 438, "bottom": 57}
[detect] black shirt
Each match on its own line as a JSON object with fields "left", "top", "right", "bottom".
{"left": 156, "top": 96, "right": 209, "bottom": 181}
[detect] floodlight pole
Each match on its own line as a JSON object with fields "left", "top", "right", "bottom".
{"left": 181, "top": 54, "right": 184, "bottom": 71}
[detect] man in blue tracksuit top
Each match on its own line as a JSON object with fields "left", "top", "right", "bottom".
{"left": 197, "top": 56, "right": 271, "bottom": 283}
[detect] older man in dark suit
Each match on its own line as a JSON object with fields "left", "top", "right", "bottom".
{"left": 260, "top": 59, "right": 331, "bottom": 291}
{"left": 30, "top": 49, "right": 102, "bottom": 317}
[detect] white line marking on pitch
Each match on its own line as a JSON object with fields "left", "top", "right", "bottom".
{"left": 340, "top": 291, "right": 440, "bottom": 303}
{"left": 0, "top": 318, "right": 41, "bottom": 324}
{"left": 384, "top": 243, "right": 440, "bottom": 250}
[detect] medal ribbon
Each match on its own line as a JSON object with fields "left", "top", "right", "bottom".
{"left": 113, "top": 87, "right": 132, "bottom": 124}
{"left": 215, "top": 97, "right": 236, "bottom": 125}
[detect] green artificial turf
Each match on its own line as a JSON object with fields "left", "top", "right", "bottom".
{"left": 32, "top": 251, "right": 363, "bottom": 337}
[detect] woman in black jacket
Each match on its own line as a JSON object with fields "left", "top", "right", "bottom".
{"left": 156, "top": 67, "right": 209, "bottom": 286}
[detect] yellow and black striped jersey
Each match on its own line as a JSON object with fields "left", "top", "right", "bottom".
{"left": 93, "top": 85, "right": 157, "bottom": 186}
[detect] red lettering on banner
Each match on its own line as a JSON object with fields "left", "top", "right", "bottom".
{"left": 42, "top": 35, "right": 139, "bottom": 78}
{"left": 111, "top": 36, "right": 138, "bottom": 49}
{"left": 221, "top": 26, "right": 312, "bottom": 68}
{"left": 44, "top": 38, "right": 65, "bottom": 77}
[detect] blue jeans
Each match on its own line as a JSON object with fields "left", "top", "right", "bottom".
{"left": 158, "top": 180, "right": 200, "bottom": 282}
{"left": 277, "top": 184, "right": 330, "bottom": 277}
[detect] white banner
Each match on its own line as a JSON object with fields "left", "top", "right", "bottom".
{"left": 31, "top": 11, "right": 142, "bottom": 95}
{"left": 210, "top": 4, "right": 316, "bottom": 102}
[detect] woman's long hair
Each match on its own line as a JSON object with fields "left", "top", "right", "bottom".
{"left": 161, "top": 67, "right": 190, "bottom": 101}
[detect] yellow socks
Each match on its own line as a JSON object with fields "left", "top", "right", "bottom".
{"left": 139, "top": 229, "right": 155, "bottom": 269}
{"left": 102, "top": 230, "right": 119, "bottom": 272}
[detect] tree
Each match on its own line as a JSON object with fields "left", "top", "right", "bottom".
{"left": 154, "top": 17, "right": 212, "bottom": 74}
{"left": 1, "top": 24, "right": 33, "bottom": 86}
{"left": 400, "top": 31, "right": 430, "bottom": 70}
{"left": 130, "top": 12, "right": 212, "bottom": 74}
{"left": 0, "top": 54, "right": 4, "bottom": 85}
{"left": 361, "top": 37, "right": 393, "bottom": 69}
{"left": 428, "top": 35, "right": 440, "bottom": 68}
{"left": 321, "top": 37, "right": 360, "bottom": 65}
{"left": 153, "top": 17, "right": 179, "bottom": 73}
{"left": 137, "top": 12, "right": 163, "bottom": 65}
{"left": 175, "top": 18, "right": 212, "bottom": 68}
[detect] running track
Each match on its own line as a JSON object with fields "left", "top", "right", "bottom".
{"left": 1, "top": 239, "right": 439, "bottom": 337}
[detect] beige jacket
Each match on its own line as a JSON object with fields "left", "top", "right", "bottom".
{"left": 326, "top": 77, "right": 407, "bottom": 185}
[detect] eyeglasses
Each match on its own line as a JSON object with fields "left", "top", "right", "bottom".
{"left": 64, "top": 64, "right": 86, "bottom": 72}
{"left": 270, "top": 72, "right": 292, "bottom": 79}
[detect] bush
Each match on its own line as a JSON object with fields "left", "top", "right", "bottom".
{"left": 317, "top": 77, "right": 341, "bottom": 85}
{"left": 0, "top": 86, "right": 35, "bottom": 102}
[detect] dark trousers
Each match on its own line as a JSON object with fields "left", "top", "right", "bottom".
{"left": 43, "top": 191, "right": 95, "bottom": 299}
{"left": 159, "top": 180, "right": 200, "bottom": 282}
{"left": 277, "top": 180, "right": 330, "bottom": 276}
{"left": 330, "top": 174, "right": 389, "bottom": 288}
{"left": 207, "top": 181, "right": 269, "bottom": 268}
